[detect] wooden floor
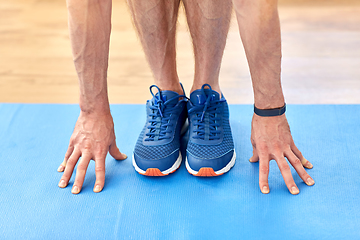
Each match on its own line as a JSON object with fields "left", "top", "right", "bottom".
{"left": 0, "top": 0, "right": 359, "bottom": 104}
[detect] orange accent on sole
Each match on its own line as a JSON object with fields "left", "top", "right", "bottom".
{"left": 142, "top": 168, "right": 165, "bottom": 176}
{"left": 141, "top": 166, "right": 180, "bottom": 177}
{"left": 194, "top": 167, "right": 224, "bottom": 177}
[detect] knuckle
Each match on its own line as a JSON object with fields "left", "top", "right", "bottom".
{"left": 292, "top": 157, "right": 302, "bottom": 166}
{"left": 61, "top": 172, "right": 71, "bottom": 180}
{"left": 272, "top": 151, "right": 282, "bottom": 159}
{"left": 294, "top": 147, "right": 303, "bottom": 155}
{"left": 301, "top": 172, "right": 309, "bottom": 180}
{"left": 95, "top": 166, "right": 105, "bottom": 173}
{"left": 257, "top": 144, "right": 268, "bottom": 153}
{"left": 95, "top": 148, "right": 106, "bottom": 157}
{"left": 64, "top": 150, "right": 73, "bottom": 159}
{"left": 67, "top": 157, "right": 77, "bottom": 165}
{"left": 260, "top": 166, "right": 269, "bottom": 175}
{"left": 272, "top": 147, "right": 283, "bottom": 156}
{"left": 64, "top": 153, "right": 70, "bottom": 159}
{"left": 84, "top": 144, "right": 92, "bottom": 150}
{"left": 279, "top": 163, "right": 291, "bottom": 172}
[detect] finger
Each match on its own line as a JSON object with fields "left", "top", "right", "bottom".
{"left": 109, "top": 141, "right": 127, "bottom": 160}
{"left": 57, "top": 161, "right": 66, "bottom": 172}
{"left": 71, "top": 154, "right": 92, "bottom": 194}
{"left": 57, "top": 145, "right": 74, "bottom": 172}
{"left": 291, "top": 142, "right": 313, "bottom": 169}
{"left": 258, "top": 154, "right": 270, "bottom": 194}
{"left": 93, "top": 156, "right": 106, "bottom": 193}
{"left": 249, "top": 147, "right": 259, "bottom": 163}
{"left": 275, "top": 155, "right": 299, "bottom": 195}
{"left": 58, "top": 149, "right": 81, "bottom": 188}
{"left": 301, "top": 157, "right": 313, "bottom": 169}
{"left": 285, "top": 150, "right": 315, "bottom": 186}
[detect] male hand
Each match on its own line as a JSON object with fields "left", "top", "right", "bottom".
{"left": 57, "top": 111, "right": 127, "bottom": 194}
{"left": 250, "top": 114, "right": 314, "bottom": 195}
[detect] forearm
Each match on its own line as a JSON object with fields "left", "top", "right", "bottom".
{"left": 67, "top": 0, "right": 112, "bottom": 113}
{"left": 234, "top": 0, "right": 284, "bottom": 109}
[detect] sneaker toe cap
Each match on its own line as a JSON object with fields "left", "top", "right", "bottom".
{"left": 133, "top": 149, "right": 181, "bottom": 172}
{"left": 186, "top": 149, "right": 235, "bottom": 172}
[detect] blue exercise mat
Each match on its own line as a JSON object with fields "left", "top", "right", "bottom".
{"left": 0, "top": 104, "right": 359, "bottom": 239}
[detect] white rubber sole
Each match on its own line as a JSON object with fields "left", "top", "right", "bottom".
{"left": 185, "top": 150, "right": 236, "bottom": 176}
{"left": 132, "top": 151, "right": 182, "bottom": 176}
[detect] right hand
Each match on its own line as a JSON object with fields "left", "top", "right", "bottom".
{"left": 57, "top": 110, "right": 127, "bottom": 194}
{"left": 250, "top": 113, "right": 314, "bottom": 194}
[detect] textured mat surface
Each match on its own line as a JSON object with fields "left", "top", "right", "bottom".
{"left": 0, "top": 104, "right": 359, "bottom": 240}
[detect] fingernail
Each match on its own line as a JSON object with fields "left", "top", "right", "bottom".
{"left": 291, "top": 186, "right": 299, "bottom": 195}
{"left": 302, "top": 158, "right": 313, "bottom": 169}
{"left": 94, "top": 185, "right": 102, "bottom": 193}
{"left": 262, "top": 186, "right": 269, "bottom": 194}
{"left": 57, "top": 165, "right": 64, "bottom": 172}
{"left": 307, "top": 177, "right": 315, "bottom": 186}
{"left": 306, "top": 162, "right": 313, "bottom": 169}
{"left": 58, "top": 180, "right": 66, "bottom": 188}
{"left": 72, "top": 186, "right": 80, "bottom": 194}
{"left": 122, "top": 153, "right": 127, "bottom": 159}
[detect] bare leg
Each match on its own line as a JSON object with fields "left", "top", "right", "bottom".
{"left": 127, "top": 0, "right": 183, "bottom": 94}
{"left": 182, "top": 0, "right": 235, "bottom": 177}
{"left": 182, "top": 0, "right": 232, "bottom": 94}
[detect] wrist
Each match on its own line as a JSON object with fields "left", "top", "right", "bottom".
{"left": 253, "top": 81, "right": 285, "bottom": 109}
{"left": 79, "top": 96, "right": 110, "bottom": 115}
{"left": 254, "top": 94, "right": 285, "bottom": 110}
{"left": 254, "top": 103, "right": 286, "bottom": 117}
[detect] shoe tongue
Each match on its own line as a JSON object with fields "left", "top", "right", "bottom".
{"left": 190, "top": 89, "right": 220, "bottom": 106}
{"left": 154, "top": 90, "right": 180, "bottom": 104}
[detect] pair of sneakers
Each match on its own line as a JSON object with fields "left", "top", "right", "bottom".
{"left": 132, "top": 83, "right": 236, "bottom": 177}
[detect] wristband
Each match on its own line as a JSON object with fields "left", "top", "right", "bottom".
{"left": 254, "top": 103, "right": 286, "bottom": 117}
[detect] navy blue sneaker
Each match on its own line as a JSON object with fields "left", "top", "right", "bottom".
{"left": 186, "top": 84, "right": 236, "bottom": 177}
{"left": 133, "top": 84, "right": 188, "bottom": 176}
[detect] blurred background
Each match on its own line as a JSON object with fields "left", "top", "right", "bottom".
{"left": 0, "top": 0, "right": 359, "bottom": 104}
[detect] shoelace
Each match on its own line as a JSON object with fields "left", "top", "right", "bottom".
{"left": 145, "top": 85, "right": 187, "bottom": 141}
{"left": 188, "top": 84, "right": 225, "bottom": 141}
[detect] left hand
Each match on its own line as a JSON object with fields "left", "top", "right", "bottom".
{"left": 250, "top": 113, "right": 314, "bottom": 195}
{"left": 57, "top": 110, "right": 127, "bottom": 194}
